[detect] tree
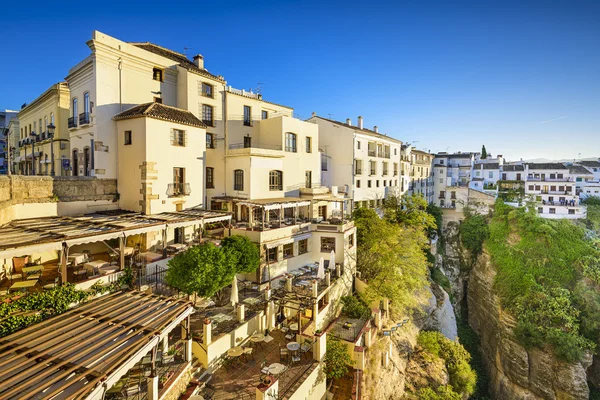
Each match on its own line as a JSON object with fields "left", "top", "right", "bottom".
{"left": 481, "top": 145, "right": 487, "bottom": 159}
{"left": 166, "top": 242, "right": 235, "bottom": 298}
{"left": 324, "top": 335, "right": 354, "bottom": 380}
{"left": 221, "top": 235, "right": 260, "bottom": 273}
{"left": 383, "top": 193, "right": 437, "bottom": 233}
{"left": 426, "top": 203, "right": 443, "bottom": 236}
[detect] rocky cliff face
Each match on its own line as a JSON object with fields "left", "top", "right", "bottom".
{"left": 467, "top": 250, "right": 593, "bottom": 400}
{"left": 436, "top": 221, "right": 471, "bottom": 313}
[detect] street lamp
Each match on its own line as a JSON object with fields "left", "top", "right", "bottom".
{"left": 47, "top": 123, "right": 56, "bottom": 176}
{"left": 29, "top": 131, "right": 37, "bottom": 175}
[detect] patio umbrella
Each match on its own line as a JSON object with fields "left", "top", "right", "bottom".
{"left": 267, "top": 300, "right": 275, "bottom": 330}
{"left": 317, "top": 257, "right": 325, "bottom": 279}
{"left": 230, "top": 278, "right": 239, "bottom": 306}
{"left": 329, "top": 250, "right": 336, "bottom": 270}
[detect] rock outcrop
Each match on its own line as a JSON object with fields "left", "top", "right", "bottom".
{"left": 424, "top": 284, "right": 458, "bottom": 341}
{"left": 436, "top": 221, "right": 471, "bottom": 313}
{"left": 468, "top": 250, "right": 592, "bottom": 400}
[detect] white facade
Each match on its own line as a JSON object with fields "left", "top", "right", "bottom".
{"left": 308, "top": 115, "right": 402, "bottom": 209}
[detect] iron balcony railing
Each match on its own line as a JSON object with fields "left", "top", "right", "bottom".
{"left": 368, "top": 150, "right": 376, "bottom": 157}
{"left": 228, "top": 143, "right": 282, "bottom": 151}
{"left": 79, "top": 112, "right": 90, "bottom": 125}
{"left": 167, "top": 183, "right": 191, "bottom": 197}
{"left": 68, "top": 117, "right": 77, "bottom": 129}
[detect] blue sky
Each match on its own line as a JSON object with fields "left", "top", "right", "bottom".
{"left": 1, "top": 0, "right": 599, "bottom": 160}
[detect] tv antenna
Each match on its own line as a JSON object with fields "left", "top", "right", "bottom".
{"left": 255, "top": 82, "right": 264, "bottom": 94}
{"left": 328, "top": 113, "right": 334, "bottom": 119}
{"left": 183, "top": 47, "right": 193, "bottom": 56}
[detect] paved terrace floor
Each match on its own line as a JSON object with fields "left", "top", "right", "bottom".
{"left": 208, "top": 330, "right": 318, "bottom": 400}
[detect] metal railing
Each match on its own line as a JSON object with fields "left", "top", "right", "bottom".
{"left": 79, "top": 112, "right": 90, "bottom": 125}
{"left": 166, "top": 183, "right": 191, "bottom": 196}
{"left": 68, "top": 117, "right": 77, "bottom": 128}
{"left": 368, "top": 150, "right": 376, "bottom": 157}
{"left": 228, "top": 143, "right": 282, "bottom": 151}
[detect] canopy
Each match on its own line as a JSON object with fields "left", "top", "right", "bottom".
{"left": 230, "top": 278, "right": 239, "bottom": 306}
{"left": 317, "top": 257, "right": 325, "bottom": 279}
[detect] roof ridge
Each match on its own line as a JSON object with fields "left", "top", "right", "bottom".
{"left": 129, "top": 41, "right": 189, "bottom": 59}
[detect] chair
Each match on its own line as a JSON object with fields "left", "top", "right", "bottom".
{"left": 27, "top": 274, "right": 41, "bottom": 281}
{"left": 43, "top": 277, "right": 60, "bottom": 290}
{"left": 279, "top": 346, "right": 289, "bottom": 363}
{"left": 73, "top": 267, "right": 87, "bottom": 281}
{"left": 300, "top": 341, "right": 313, "bottom": 359}
{"left": 243, "top": 347, "right": 254, "bottom": 361}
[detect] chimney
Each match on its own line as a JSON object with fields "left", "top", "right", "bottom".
{"left": 373, "top": 126, "right": 378, "bottom": 133}
{"left": 193, "top": 54, "right": 204, "bottom": 69}
{"left": 311, "top": 112, "right": 316, "bottom": 117}
{"left": 346, "top": 118, "right": 352, "bottom": 126}
{"left": 358, "top": 116, "right": 363, "bottom": 129}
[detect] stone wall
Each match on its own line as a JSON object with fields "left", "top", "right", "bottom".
{"left": 52, "top": 176, "right": 118, "bottom": 202}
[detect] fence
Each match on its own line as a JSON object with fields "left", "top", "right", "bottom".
{"left": 133, "top": 263, "right": 179, "bottom": 297}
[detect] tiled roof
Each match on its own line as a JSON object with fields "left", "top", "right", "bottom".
{"left": 578, "top": 160, "right": 600, "bottom": 168}
{"left": 569, "top": 165, "right": 594, "bottom": 175}
{"left": 113, "top": 102, "right": 206, "bottom": 128}
{"left": 474, "top": 162, "right": 499, "bottom": 170}
{"left": 526, "top": 162, "right": 568, "bottom": 170}
{"left": 130, "top": 42, "right": 225, "bottom": 82}
{"left": 502, "top": 164, "right": 525, "bottom": 171}
{"left": 309, "top": 116, "right": 402, "bottom": 145}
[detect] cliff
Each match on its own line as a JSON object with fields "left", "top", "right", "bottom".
{"left": 467, "top": 249, "right": 593, "bottom": 399}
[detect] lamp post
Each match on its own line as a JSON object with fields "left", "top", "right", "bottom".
{"left": 29, "top": 131, "right": 37, "bottom": 175}
{"left": 47, "top": 123, "right": 56, "bottom": 176}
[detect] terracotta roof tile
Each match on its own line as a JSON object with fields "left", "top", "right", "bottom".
{"left": 113, "top": 103, "right": 206, "bottom": 128}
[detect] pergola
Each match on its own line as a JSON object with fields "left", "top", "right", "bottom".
{"left": 0, "top": 208, "right": 231, "bottom": 283}
{"left": 0, "top": 291, "right": 194, "bottom": 400}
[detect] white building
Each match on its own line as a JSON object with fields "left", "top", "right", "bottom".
{"left": 308, "top": 115, "right": 402, "bottom": 209}
{"left": 576, "top": 160, "right": 600, "bottom": 181}
{"left": 408, "top": 148, "right": 434, "bottom": 203}
{"left": 432, "top": 152, "right": 478, "bottom": 208}
{"left": 0, "top": 110, "right": 18, "bottom": 174}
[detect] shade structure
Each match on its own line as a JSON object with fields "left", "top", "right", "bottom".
{"left": 268, "top": 300, "right": 276, "bottom": 330}
{"left": 317, "top": 257, "right": 325, "bottom": 279}
{"left": 329, "top": 250, "right": 336, "bottom": 270}
{"left": 230, "top": 278, "right": 239, "bottom": 306}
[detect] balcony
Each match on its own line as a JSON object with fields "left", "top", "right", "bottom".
{"left": 368, "top": 150, "right": 376, "bottom": 157}
{"left": 369, "top": 170, "right": 376, "bottom": 176}
{"left": 243, "top": 118, "right": 253, "bottom": 127}
{"left": 355, "top": 168, "right": 362, "bottom": 176}
{"left": 68, "top": 117, "right": 77, "bottom": 129}
{"left": 526, "top": 176, "right": 572, "bottom": 182}
{"left": 166, "top": 183, "right": 191, "bottom": 197}
{"left": 79, "top": 112, "right": 90, "bottom": 126}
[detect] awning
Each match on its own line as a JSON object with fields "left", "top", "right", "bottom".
{"left": 293, "top": 233, "right": 312, "bottom": 241}
{"left": 265, "top": 237, "right": 294, "bottom": 249}
{"left": 0, "top": 241, "right": 63, "bottom": 260}
{"left": 65, "top": 231, "right": 128, "bottom": 247}
{"left": 14, "top": 156, "right": 23, "bottom": 162}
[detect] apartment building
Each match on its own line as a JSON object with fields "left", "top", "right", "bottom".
{"left": 14, "top": 83, "right": 70, "bottom": 176}
{"left": 576, "top": 160, "right": 600, "bottom": 181}
{"left": 524, "top": 163, "right": 585, "bottom": 219}
{"left": 433, "top": 152, "right": 478, "bottom": 208}
{"left": 469, "top": 156, "right": 503, "bottom": 195}
{"left": 408, "top": 149, "right": 434, "bottom": 203}
{"left": 308, "top": 115, "right": 402, "bottom": 209}
{"left": 400, "top": 144, "right": 412, "bottom": 195}
{"left": 0, "top": 110, "right": 18, "bottom": 174}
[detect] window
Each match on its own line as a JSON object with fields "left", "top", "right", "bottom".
{"left": 569, "top": 209, "right": 575, "bottom": 215}
{"left": 285, "top": 133, "right": 297, "bottom": 152}
{"left": 33, "top": 121, "right": 37, "bottom": 134}
{"left": 538, "top": 207, "right": 543, "bottom": 214}
{"left": 124, "top": 131, "right": 132, "bottom": 145}
{"left": 206, "top": 167, "right": 214, "bottom": 188}
{"left": 357, "top": 141, "right": 361, "bottom": 150}
{"left": 283, "top": 243, "right": 294, "bottom": 259}
{"left": 489, "top": 171, "right": 493, "bottom": 178}
{"left": 262, "top": 110, "right": 268, "bottom": 120}
{"left": 298, "top": 239, "right": 308, "bottom": 255}
{"left": 267, "top": 247, "right": 278, "bottom": 263}
{"left": 153, "top": 97, "right": 163, "bottom": 104}
{"left": 550, "top": 173, "right": 556, "bottom": 179}
{"left": 306, "top": 137, "right": 312, "bottom": 153}
{"left": 269, "top": 170, "right": 283, "bottom": 190}
{"left": 72, "top": 97, "right": 78, "bottom": 118}
{"left": 549, "top": 208, "right": 556, "bottom": 214}
{"left": 206, "top": 133, "right": 215, "bottom": 149}
{"left": 321, "top": 237, "right": 336, "bottom": 253}
{"left": 383, "top": 180, "right": 387, "bottom": 187}
{"left": 394, "top": 148, "right": 397, "bottom": 155}
{"left": 376, "top": 180, "right": 380, "bottom": 187}
{"left": 171, "top": 129, "right": 185, "bottom": 146}
{"left": 173, "top": 167, "right": 185, "bottom": 194}
{"left": 348, "top": 234, "right": 354, "bottom": 248}
{"left": 383, "top": 162, "right": 388, "bottom": 176}
{"left": 393, "top": 163, "right": 398, "bottom": 176}
{"left": 83, "top": 147, "right": 91, "bottom": 176}
{"left": 153, "top": 68, "right": 163, "bottom": 82}
{"left": 72, "top": 149, "right": 79, "bottom": 176}
{"left": 242, "top": 105, "right": 252, "bottom": 126}
{"left": 305, "top": 170, "right": 312, "bottom": 188}
{"left": 202, "top": 104, "right": 214, "bottom": 126}
{"left": 44, "top": 116, "right": 48, "bottom": 132}
{"left": 84, "top": 92, "right": 90, "bottom": 114}
{"left": 355, "top": 159, "right": 363, "bottom": 175}
{"left": 367, "top": 180, "right": 372, "bottom": 188}
{"left": 234, "top": 169, "right": 244, "bottom": 191}
{"left": 356, "top": 179, "right": 361, "bottom": 188}
{"left": 475, "top": 171, "right": 480, "bottom": 176}
{"left": 369, "top": 160, "right": 376, "bottom": 175}
{"left": 201, "top": 82, "right": 213, "bottom": 98}
{"left": 50, "top": 112, "right": 54, "bottom": 125}
{"left": 39, "top": 119, "right": 42, "bottom": 133}
{"left": 516, "top": 173, "right": 521, "bottom": 180}
{"left": 557, "top": 173, "right": 563, "bottom": 179}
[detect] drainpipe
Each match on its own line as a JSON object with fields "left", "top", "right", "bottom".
{"left": 118, "top": 58, "right": 123, "bottom": 112}
{"left": 223, "top": 83, "right": 228, "bottom": 197}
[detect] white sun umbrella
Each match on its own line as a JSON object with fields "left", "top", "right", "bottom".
{"left": 317, "top": 257, "right": 325, "bottom": 279}
{"left": 269, "top": 300, "right": 276, "bottom": 330}
{"left": 329, "top": 250, "right": 336, "bottom": 271}
{"left": 230, "top": 277, "right": 239, "bottom": 306}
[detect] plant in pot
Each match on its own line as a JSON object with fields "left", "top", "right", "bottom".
{"left": 163, "top": 348, "right": 177, "bottom": 364}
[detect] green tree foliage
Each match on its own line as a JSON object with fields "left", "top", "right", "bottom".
{"left": 221, "top": 235, "right": 260, "bottom": 273}
{"left": 418, "top": 331, "right": 477, "bottom": 397}
{"left": 487, "top": 201, "right": 600, "bottom": 362}
{"left": 166, "top": 236, "right": 260, "bottom": 299}
{"left": 340, "top": 295, "right": 370, "bottom": 318}
{"left": 353, "top": 207, "right": 430, "bottom": 313}
{"left": 426, "top": 203, "right": 443, "bottom": 236}
{"left": 459, "top": 209, "right": 489, "bottom": 255}
{"left": 383, "top": 194, "right": 437, "bottom": 233}
{"left": 324, "top": 335, "right": 354, "bottom": 380}
{"left": 481, "top": 145, "right": 488, "bottom": 159}
{"left": 417, "top": 386, "right": 462, "bottom": 400}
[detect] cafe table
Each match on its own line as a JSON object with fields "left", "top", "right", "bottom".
{"left": 10, "top": 280, "right": 38, "bottom": 292}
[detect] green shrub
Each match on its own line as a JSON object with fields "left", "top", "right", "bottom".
{"left": 340, "top": 295, "right": 370, "bottom": 318}
{"left": 459, "top": 212, "right": 489, "bottom": 255}
{"left": 416, "top": 386, "right": 461, "bottom": 400}
{"left": 430, "top": 268, "right": 452, "bottom": 297}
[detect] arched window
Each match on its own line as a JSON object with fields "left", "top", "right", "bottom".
{"left": 83, "top": 147, "right": 91, "bottom": 176}
{"left": 234, "top": 169, "right": 244, "bottom": 191}
{"left": 84, "top": 92, "right": 90, "bottom": 114}
{"left": 72, "top": 97, "right": 78, "bottom": 118}
{"left": 269, "top": 170, "right": 283, "bottom": 191}
{"left": 72, "top": 149, "right": 79, "bottom": 176}
{"left": 50, "top": 112, "right": 54, "bottom": 125}
{"left": 285, "top": 132, "right": 297, "bottom": 152}
{"left": 44, "top": 116, "right": 48, "bottom": 132}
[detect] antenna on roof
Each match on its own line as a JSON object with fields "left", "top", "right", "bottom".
{"left": 183, "top": 47, "right": 193, "bottom": 56}
{"left": 328, "top": 114, "right": 334, "bottom": 119}
{"left": 255, "top": 82, "right": 264, "bottom": 94}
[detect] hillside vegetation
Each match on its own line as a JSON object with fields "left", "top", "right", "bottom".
{"left": 464, "top": 200, "right": 600, "bottom": 362}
